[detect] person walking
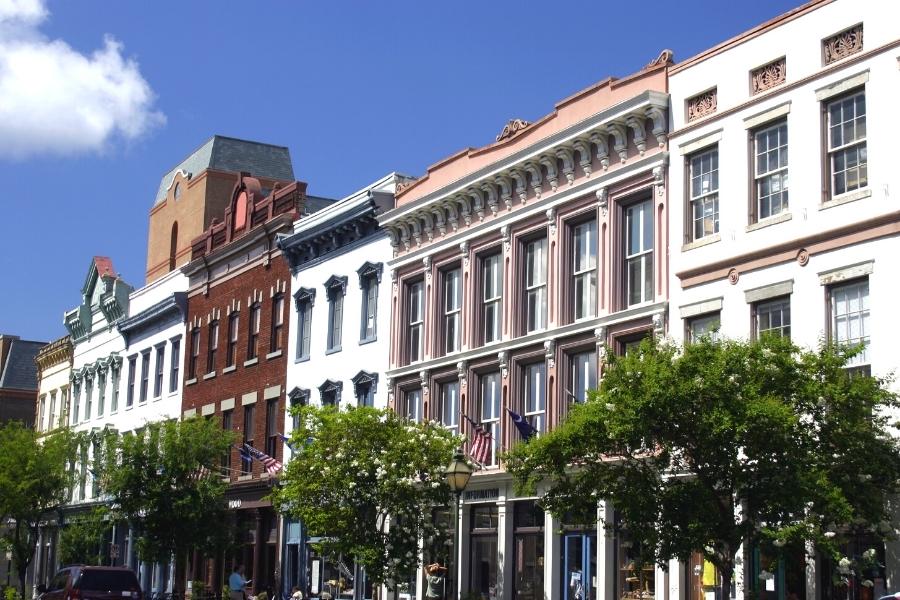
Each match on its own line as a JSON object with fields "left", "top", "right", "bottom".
{"left": 229, "top": 565, "right": 251, "bottom": 600}
{"left": 424, "top": 564, "right": 447, "bottom": 600}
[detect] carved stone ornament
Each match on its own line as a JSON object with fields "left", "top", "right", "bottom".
{"left": 595, "top": 326, "right": 608, "bottom": 362}
{"left": 456, "top": 361, "right": 468, "bottom": 387}
{"left": 652, "top": 311, "right": 665, "bottom": 338}
{"left": 419, "top": 370, "right": 430, "bottom": 395}
{"left": 653, "top": 165, "right": 665, "bottom": 197}
{"left": 498, "top": 350, "right": 509, "bottom": 379}
{"left": 596, "top": 188, "right": 609, "bottom": 217}
{"left": 546, "top": 208, "right": 557, "bottom": 235}
{"left": 646, "top": 49, "right": 674, "bottom": 69}
{"left": 496, "top": 118, "right": 531, "bottom": 142}
{"left": 500, "top": 225, "right": 511, "bottom": 254}
{"left": 687, "top": 88, "right": 717, "bottom": 122}
{"left": 543, "top": 340, "right": 556, "bottom": 369}
{"left": 423, "top": 256, "right": 432, "bottom": 282}
{"left": 728, "top": 268, "right": 740, "bottom": 285}
{"left": 751, "top": 57, "right": 787, "bottom": 95}
{"left": 823, "top": 24, "right": 863, "bottom": 65}
{"left": 797, "top": 248, "right": 810, "bottom": 267}
{"left": 460, "top": 241, "right": 470, "bottom": 267}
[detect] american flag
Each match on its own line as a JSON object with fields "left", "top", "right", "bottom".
{"left": 463, "top": 414, "right": 492, "bottom": 466}
{"left": 244, "top": 444, "right": 283, "bottom": 474}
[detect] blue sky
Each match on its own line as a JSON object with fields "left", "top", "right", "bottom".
{"left": 0, "top": 0, "right": 800, "bottom": 342}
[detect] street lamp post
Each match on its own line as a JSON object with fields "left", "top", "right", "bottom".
{"left": 444, "top": 451, "right": 473, "bottom": 600}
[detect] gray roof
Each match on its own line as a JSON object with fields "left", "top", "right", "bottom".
{"left": 0, "top": 339, "right": 46, "bottom": 391}
{"left": 154, "top": 135, "right": 295, "bottom": 205}
{"left": 303, "top": 195, "right": 338, "bottom": 215}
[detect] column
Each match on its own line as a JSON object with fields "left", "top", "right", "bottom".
{"left": 596, "top": 501, "right": 615, "bottom": 600}
{"left": 668, "top": 558, "right": 683, "bottom": 600}
{"left": 497, "top": 500, "right": 513, "bottom": 600}
{"left": 546, "top": 208, "right": 559, "bottom": 329}
{"left": 458, "top": 503, "right": 471, "bottom": 600}
{"left": 253, "top": 510, "right": 264, "bottom": 595}
{"left": 544, "top": 510, "right": 560, "bottom": 600}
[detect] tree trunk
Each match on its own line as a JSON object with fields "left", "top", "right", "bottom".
{"left": 719, "top": 558, "right": 734, "bottom": 600}
{"left": 173, "top": 549, "right": 187, "bottom": 596}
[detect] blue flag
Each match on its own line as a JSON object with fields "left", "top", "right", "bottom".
{"left": 506, "top": 408, "right": 537, "bottom": 441}
{"left": 237, "top": 444, "right": 252, "bottom": 463}
{"left": 277, "top": 432, "right": 297, "bottom": 453}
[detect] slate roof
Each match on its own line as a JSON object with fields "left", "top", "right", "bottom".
{"left": 304, "top": 195, "right": 337, "bottom": 215}
{"left": 0, "top": 339, "right": 46, "bottom": 391}
{"left": 154, "top": 135, "right": 295, "bottom": 206}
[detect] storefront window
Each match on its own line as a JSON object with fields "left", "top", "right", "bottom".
{"left": 616, "top": 524, "right": 654, "bottom": 600}
{"left": 470, "top": 505, "right": 499, "bottom": 600}
{"left": 308, "top": 545, "right": 355, "bottom": 600}
{"left": 820, "top": 535, "right": 886, "bottom": 600}
{"left": 748, "top": 544, "right": 806, "bottom": 600}
{"left": 514, "top": 501, "right": 544, "bottom": 600}
{"left": 425, "top": 507, "right": 455, "bottom": 600}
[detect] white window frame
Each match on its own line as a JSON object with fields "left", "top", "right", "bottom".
{"left": 829, "top": 278, "right": 870, "bottom": 367}
{"left": 826, "top": 90, "right": 867, "bottom": 197}
{"left": 689, "top": 147, "right": 720, "bottom": 241}
{"left": 755, "top": 297, "right": 791, "bottom": 339}
{"left": 525, "top": 237, "right": 548, "bottom": 333}
{"left": 444, "top": 268, "right": 462, "bottom": 354}
{"left": 523, "top": 362, "right": 546, "bottom": 435}
{"left": 480, "top": 372, "right": 501, "bottom": 467}
{"left": 439, "top": 380, "right": 459, "bottom": 435}
{"left": 573, "top": 220, "right": 597, "bottom": 320}
{"left": 753, "top": 119, "right": 789, "bottom": 220}
{"left": 570, "top": 351, "right": 597, "bottom": 404}
{"left": 687, "top": 312, "right": 721, "bottom": 343}
{"left": 407, "top": 281, "right": 424, "bottom": 363}
{"left": 404, "top": 388, "right": 423, "bottom": 423}
{"left": 482, "top": 254, "right": 502, "bottom": 343}
{"left": 625, "top": 199, "right": 654, "bottom": 307}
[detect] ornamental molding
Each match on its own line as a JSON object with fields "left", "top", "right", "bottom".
{"left": 498, "top": 351, "right": 509, "bottom": 379}
{"left": 823, "top": 24, "right": 863, "bottom": 65}
{"left": 751, "top": 57, "right": 787, "bottom": 95}
{"left": 645, "top": 49, "right": 674, "bottom": 69}
{"left": 379, "top": 91, "right": 669, "bottom": 251}
{"left": 596, "top": 188, "right": 609, "bottom": 217}
{"left": 356, "top": 261, "right": 384, "bottom": 288}
{"left": 323, "top": 274, "right": 349, "bottom": 297}
{"left": 687, "top": 88, "right": 717, "bottom": 122}
{"left": 496, "top": 119, "right": 531, "bottom": 142}
{"left": 543, "top": 340, "right": 556, "bottom": 369}
{"left": 351, "top": 370, "right": 379, "bottom": 396}
{"left": 288, "top": 386, "right": 310, "bottom": 405}
{"left": 293, "top": 286, "right": 316, "bottom": 311}
{"left": 456, "top": 361, "right": 468, "bottom": 387}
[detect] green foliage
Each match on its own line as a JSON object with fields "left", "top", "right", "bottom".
{"left": 99, "top": 417, "right": 235, "bottom": 567}
{"left": 272, "top": 405, "right": 461, "bottom": 587}
{"left": 58, "top": 506, "right": 112, "bottom": 566}
{"left": 4, "top": 586, "right": 21, "bottom": 600}
{"left": 0, "top": 423, "right": 82, "bottom": 598}
{"left": 505, "top": 335, "right": 900, "bottom": 589}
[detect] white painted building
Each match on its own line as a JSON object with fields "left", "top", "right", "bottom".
{"left": 667, "top": 1, "right": 900, "bottom": 600}
{"left": 276, "top": 172, "right": 406, "bottom": 599}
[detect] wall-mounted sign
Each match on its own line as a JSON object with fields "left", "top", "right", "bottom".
{"left": 228, "top": 499, "right": 242, "bottom": 509}
{"left": 463, "top": 488, "right": 499, "bottom": 503}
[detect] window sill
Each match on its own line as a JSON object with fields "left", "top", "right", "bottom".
{"left": 325, "top": 346, "right": 343, "bottom": 356}
{"left": 244, "top": 358, "right": 259, "bottom": 367}
{"left": 125, "top": 404, "right": 134, "bottom": 411}
{"left": 203, "top": 371, "right": 217, "bottom": 381}
{"left": 681, "top": 234, "right": 721, "bottom": 252}
{"left": 167, "top": 390, "right": 179, "bottom": 397}
{"left": 223, "top": 365, "right": 236, "bottom": 374}
{"left": 237, "top": 475, "right": 253, "bottom": 482}
{"left": 294, "top": 355, "right": 310, "bottom": 364}
{"left": 821, "top": 187, "right": 871, "bottom": 210}
{"left": 746, "top": 211, "right": 792, "bottom": 232}
{"left": 359, "top": 336, "right": 377, "bottom": 346}
{"left": 266, "top": 350, "right": 283, "bottom": 360}
{"left": 152, "top": 395, "right": 162, "bottom": 402}
{"left": 185, "top": 378, "right": 198, "bottom": 386}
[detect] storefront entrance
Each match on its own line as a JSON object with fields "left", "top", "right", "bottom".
{"left": 562, "top": 533, "right": 597, "bottom": 600}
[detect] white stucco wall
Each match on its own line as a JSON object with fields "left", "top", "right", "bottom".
{"left": 36, "top": 357, "right": 71, "bottom": 433}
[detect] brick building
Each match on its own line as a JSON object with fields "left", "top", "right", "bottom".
{"left": 180, "top": 172, "right": 315, "bottom": 597}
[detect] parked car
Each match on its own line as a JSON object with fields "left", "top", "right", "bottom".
{"left": 37, "top": 566, "right": 142, "bottom": 600}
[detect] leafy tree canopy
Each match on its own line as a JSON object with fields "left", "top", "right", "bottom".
{"left": 58, "top": 506, "right": 112, "bottom": 567}
{"left": 505, "top": 335, "right": 900, "bottom": 594}
{"left": 0, "top": 422, "right": 81, "bottom": 597}
{"left": 272, "top": 405, "right": 460, "bottom": 587}
{"left": 98, "top": 417, "right": 234, "bottom": 575}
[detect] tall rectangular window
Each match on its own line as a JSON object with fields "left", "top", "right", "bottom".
{"left": 242, "top": 404, "right": 255, "bottom": 474}
{"left": 753, "top": 119, "right": 789, "bottom": 220}
{"left": 96, "top": 372, "right": 106, "bottom": 417}
{"left": 38, "top": 395, "right": 45, "bottom": 432}
{"left": 297, "top": 298, "right": 312, "bottom": 359}
{"left": 188, "top": 327, "right": 200, "bottom": 379}
{"left": 523, "top": 363, "right": 546, "bottom": 435}
{"left": 327, "top": 288, "right": 343, "bottom": 352}
{"left": 361, "top": 275, "right": 378, "bottom": 341}
{"left": 222, "top": 410, "right": 233, "bottom": 471}
{"left": 154, "top": 345, "right": 165, "bottom": 398}
{"left": 826, "top": 91, "right": 867, "bottom": 197}
{"left": 689, "top": 147, "right": 719, "bottom": 241}
{"left": 573, "top": 220, "right": 597, "bottom": 320}
{"left": 48, "top": 391, "right": 57, "bottom": 430}
{"left": 407, "top": 281, "right": 424, "bottom": 363}
{"left": 207, "top": 320, "right": 219, "bottom": 373}
{"left": 226, "top": 313, "right": 239, "bottom": 367}
{"left": 139, "top": 351, "right": 150, "bottom": 403}
{"left": 625, "top": 199, "right": 654, "bottom": 306}
{"left": 169, "top": 338, "right": 180, "bottom": 393}
{"left": 247, "top": 303, "right": 261, "bottom": 360}
{"left": 570, "top": 351, "right": 597, "bottom": 404}
{"left": 126, "top": 356, "right": 136, "bottom": 407}
{"left": 266, "top": 398, "right": 278, "bottom": 458}
{"left": 402, "top": 389, "right": 423, "bottom": 423}
{"left": 482, "top": 254, "right": 502, "bottom": 343}
{"left": 110, "top": 366, "right": 119, "bottom": 412}
{"left": 480, "top": 372, "right": 501, "bottom": 467}
{"left": 356, "top": 380, "right": 375, "bottom": 408}
{"left": 687, "top": 312, "right": 721, "bottom": 343}
{"left": 755, "top": 297, "right": 791, "bottom": 339}
{"left": 439, "top": 381, "right": 459, "bottom": 435}
{"left": 444, "top": 268, "right": 462, "bottom": 354}
{"left": 60, "top": 387, "right": 68, "bottom": 427}
{"left": 72, "top": 383, "right": 80, "bottom": 424}
{"left": 829, "top": 279, "right": 870, "bottom": 368}
{"left": 271, "top": 294, "right": 285, "bottom": 353}
{"left": 524, "top": 237, "right": 548, "bottom": 332}
{"left": 84, "top": 377, "right": 93, "bottom": 421}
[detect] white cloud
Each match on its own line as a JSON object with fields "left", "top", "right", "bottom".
{"left": 0, "top": 0, "right": 164, "bottom": 159}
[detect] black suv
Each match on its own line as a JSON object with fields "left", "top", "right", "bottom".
{"left": 38, "top": 566, "right": 142, "bottom": 600}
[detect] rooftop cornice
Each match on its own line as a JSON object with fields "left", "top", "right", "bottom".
{"left": 379, "top": 90, "right": 668, "bottom": 252}
{"left": 35, "top": 336, "right": 72, "bottom": 373}
{"left": 117, "top": 292, "right": 187, "bottom": 346}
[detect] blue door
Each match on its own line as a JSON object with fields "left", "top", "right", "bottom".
{"left": 562, "top": 533, "right": 597, "bottom": 600}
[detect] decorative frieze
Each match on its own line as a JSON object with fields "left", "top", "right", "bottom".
{"left": 751, "top": 57, "right": 786, "bottom": 95}
{"left": 823, "top": 24, "right": 863, "bottom": 65}
{"left": 687, "top": 88, "right": 717, "bottom": 122}
{"left": 496, "top": 119, "right": 530, "bottom": 142}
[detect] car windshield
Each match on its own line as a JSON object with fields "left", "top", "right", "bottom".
{"left": 77, "top": 571, "right": 139, "bottom": 590}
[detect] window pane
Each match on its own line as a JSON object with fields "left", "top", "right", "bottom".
{"left": 571, "top": 351, "right": 597, "bottom": 403}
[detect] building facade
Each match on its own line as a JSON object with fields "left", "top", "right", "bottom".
{"left": 0, "top": 334, "right": 46, "bottom": 426}
{"left": 379, "top": 55, "right": 671, "bottom": 600}
{"left": 181, "top": 173, "right": 311, "bottom": 598}
{"left": 666, "top": 2, "right": 900, "bottom": 600}
{"left": 277, "top": 172, "right": 406, "bottom": 600}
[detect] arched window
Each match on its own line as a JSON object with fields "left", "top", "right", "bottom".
{"left": 169, "top": 222, "right": 178, "bottom": 272}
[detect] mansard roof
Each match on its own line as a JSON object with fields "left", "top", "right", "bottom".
{"left": 154, "top": 135, "right": 295, "bottom": 206}
{"left": 0, "top": 337, "right": 45, "bottom": 391}
{"left": 64, "top": 256, "right": 133, "bottom": 342}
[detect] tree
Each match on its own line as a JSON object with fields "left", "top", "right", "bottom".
{"left": 505, "top": 335, "right": 900, "bottom": 599}
{"left": 0, "top": 422, "right": 80, "bottom": 598}
{"left": 58, "top": 507, "right": 112, "bottom": 566}
{"left": 271, "top": 405, "right": 460, "bottom": 588}
{"left": 98, "top": 417, "right": 234, "bottom": 593}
